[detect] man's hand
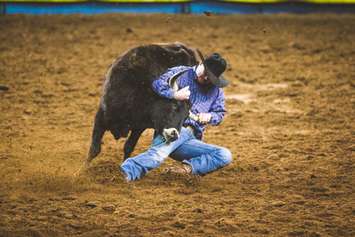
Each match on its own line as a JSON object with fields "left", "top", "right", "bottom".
{"left": 198, "top": 113, "right": 212, "bottom": 124}
{"left": 173, "top": 86, "right": 190, "bottom": 101}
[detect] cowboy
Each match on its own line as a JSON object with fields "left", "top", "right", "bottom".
{"left": 120, "top": 53, "right": 232, "bottom": 181}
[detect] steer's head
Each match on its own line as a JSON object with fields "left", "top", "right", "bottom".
{"left": 151, "top": 99, "right": 191, "bottom": 143}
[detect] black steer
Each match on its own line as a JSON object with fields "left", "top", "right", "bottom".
{"left": 87, "top": 43, "right": 202, "bottom": 163}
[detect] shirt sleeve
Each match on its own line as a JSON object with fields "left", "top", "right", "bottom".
{"left": 209, "top": 89, "right": 226, "bottom": 126}
{"left": 152, "top": 66, "right": 191, "bottom": 99}
{"left": 151, "top": 68, "right": 176, "bottom": 99}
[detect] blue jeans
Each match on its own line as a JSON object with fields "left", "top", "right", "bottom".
{"left": 120, "top": 127, "right": 232, "bottom": 181}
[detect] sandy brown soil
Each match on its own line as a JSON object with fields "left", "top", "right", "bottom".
{"left": 0, "top": 14, "right": 354, "bottom": 237}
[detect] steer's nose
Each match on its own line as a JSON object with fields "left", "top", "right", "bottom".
{"left": 163, "top": 128, "right": 180, "bottom": 143}
{"left": 170, "top": 129, "right": 179, "bottom": 141}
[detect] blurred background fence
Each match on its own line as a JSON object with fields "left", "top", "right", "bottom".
{"left": 1, "top": 0, "right": 355, "bottom": 14}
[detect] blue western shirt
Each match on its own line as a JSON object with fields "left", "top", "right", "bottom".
{"left": 151, "top": 66, "right": 226, "bottom": 139}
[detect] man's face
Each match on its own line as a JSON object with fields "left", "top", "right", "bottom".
{"left": 196, "top": 70, "right": 211, "bottom": 86}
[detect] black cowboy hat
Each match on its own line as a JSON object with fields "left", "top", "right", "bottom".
{"left": 203, "top": 53, "right": 229, "bottom": 88}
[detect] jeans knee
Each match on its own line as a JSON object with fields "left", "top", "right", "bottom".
{"left": 151, "top": 148, "right": 169, "bottom": 163}
{"left": 217, "top": 147, "right": 232, "bottom": 165}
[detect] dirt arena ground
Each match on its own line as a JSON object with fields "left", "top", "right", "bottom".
{"left": 0, "top": 13, "right": 354, "bottom": 236}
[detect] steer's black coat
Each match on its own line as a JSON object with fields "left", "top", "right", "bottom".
{"left": 88, "top": 43, "right": 202, "bottom": 162}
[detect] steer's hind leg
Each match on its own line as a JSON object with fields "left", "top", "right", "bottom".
{"left": 87, "top": 107, "right": 106, "bottom": 163}
{"left": 123, "top": 129, "right": 144, "bottom": 160}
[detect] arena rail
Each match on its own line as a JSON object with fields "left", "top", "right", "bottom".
{"left": 1, "top": 0, "right": 355, "bottom": 14}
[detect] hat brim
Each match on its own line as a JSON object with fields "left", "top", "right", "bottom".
{"left": 205, "top": 68, "right": 229, "bottom": 88}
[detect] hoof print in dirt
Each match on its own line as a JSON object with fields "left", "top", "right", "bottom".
{"left": 84, "top": 201, "right": 99, "bottom": 208}
{"left": 0, "top": 85, "right": 9, "bottom": 91}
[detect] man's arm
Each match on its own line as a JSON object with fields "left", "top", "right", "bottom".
{"left": 151, "top": 66, "right": 189, "bottom": 99}
{"left": 151, "top": 69, "right": 175, "bottom": 99}
{"left": 209, "top": 89, "right": 226, "bottom": 126}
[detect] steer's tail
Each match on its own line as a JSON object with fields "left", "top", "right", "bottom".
{"left": 87, "top": 107, "right": 106, "bottom": 163}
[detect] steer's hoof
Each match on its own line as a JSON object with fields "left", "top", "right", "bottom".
{"left": 87, "top": 144, "right": 101, "bottom": 163}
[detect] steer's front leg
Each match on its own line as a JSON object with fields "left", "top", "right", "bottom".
{"left": 123, "top": 129, "right": 145, "bottom": 160}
